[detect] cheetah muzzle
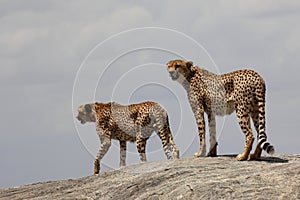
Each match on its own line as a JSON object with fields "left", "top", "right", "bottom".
{"left": 169, "top": 71, "right": 179, "bottom": 80}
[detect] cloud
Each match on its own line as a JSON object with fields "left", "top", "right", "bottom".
{"left": 0, "top": 1, "right": 155, "bottom": 86}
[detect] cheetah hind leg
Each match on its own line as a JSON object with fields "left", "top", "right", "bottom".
{"left": 237, "top": 135, "right": 254, "bottom": 161}
{"left": 248, "top": 107, "right": 262, "bottom": 160}
{"left": 236, "top": 112, "right": 254, "bottom": 161}
{"left": 248, "top": 144, "right": 262, "bottom": 160}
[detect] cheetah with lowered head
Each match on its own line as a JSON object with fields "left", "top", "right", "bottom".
{"left": 166, "top": 59, "right": 274, "bottom": 161}
{"left": 76, "top": 101, "right": 179, "bottom": 174}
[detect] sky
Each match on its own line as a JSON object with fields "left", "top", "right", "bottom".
{"left": 1, "top": 0, "right": 299, "bottom": 188}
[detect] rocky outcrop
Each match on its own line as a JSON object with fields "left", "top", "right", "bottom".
{"left": 0, "top": 155, "right": 299, "bottom": 199}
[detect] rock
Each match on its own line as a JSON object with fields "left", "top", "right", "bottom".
{"left": 0, "top": 155, "right": 299, "bottom": 199}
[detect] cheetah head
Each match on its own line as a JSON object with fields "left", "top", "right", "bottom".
{"left": 76, "top": 104, "right": 96, "bottom": 124}
{"left": 166, "top": 60, "right": 193, "bottom": 82}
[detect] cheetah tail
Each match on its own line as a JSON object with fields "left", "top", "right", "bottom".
{"left": 258, "top": 135, "right": 275, "bottom": 155}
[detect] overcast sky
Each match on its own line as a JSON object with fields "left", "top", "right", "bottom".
{"left": 1, "top": 1, "right": 299, "bottom": 188}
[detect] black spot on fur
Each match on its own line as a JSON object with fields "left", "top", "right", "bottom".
{"left": 141, "top": 116, "right": 151, "bottom": 127}
{"left": 130, "top": 112, "right": 138, "bottom": 123}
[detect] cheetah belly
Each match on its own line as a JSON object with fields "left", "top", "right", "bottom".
{"left": 111, "top": 120, "right": 155, "bottom": 142}
{"left": 111, "top": 130, "right": 137, "bottom": 142}
{"left": 207, "top": 98, "right": 235, "bottom": 116}
{"left": 225, "top": 100, "right": 235, "bottom": 115}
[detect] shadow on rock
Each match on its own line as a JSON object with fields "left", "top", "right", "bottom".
{"left": 215, "top": 155, "right": 289, "bottom": 163}
{"left": 260, "top": 156, "right": 289, "bottom": 163}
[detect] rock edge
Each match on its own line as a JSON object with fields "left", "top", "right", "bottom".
{"left": 0, "top": 154, "right": 299, "bottom": 200}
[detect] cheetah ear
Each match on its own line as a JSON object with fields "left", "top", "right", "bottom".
{"left": 186, "top": 61, "right": 193, "bottom": 69}
{"left": 84, "top": 104, "right": 93, "bottom": 113}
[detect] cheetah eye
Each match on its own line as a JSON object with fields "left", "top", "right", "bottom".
{"left": 175, "top": 64, "right": 180, "bottom": 69}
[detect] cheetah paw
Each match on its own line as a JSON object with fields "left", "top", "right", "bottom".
{"left": 248, "top": 154, "right": 261, "bottom": 161}
{"left": 194, "top": 151, "right": 206, "bottom": 158}
{"left": 236, "top": 154, "right": 248, "bottom": 161}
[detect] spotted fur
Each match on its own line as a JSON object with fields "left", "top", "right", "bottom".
{"left": 77, "top": 101, "right": 179, "bottom": 174}
{"left": 166, "top": 59, "right": 274, "bottom": 161}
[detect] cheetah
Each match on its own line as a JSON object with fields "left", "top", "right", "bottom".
{"left": 76, "top": 101, "right": 179, "bottom": 174}
{"left": 166, "top": 59, "right": 274, "bottom": 161}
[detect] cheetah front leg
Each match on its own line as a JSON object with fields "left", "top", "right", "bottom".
{"left": 236, "top": 109, "right": 254, "bottom": 161}
{"left": 207, "top": 113, "right": 217, "bottom": 157}
{"left": 94, "top": 135, "right": 111, "bottom": 174}
{"left": 191, "top": 103, "right": 206, "bottom": 158}
{"left": 119, "top": 140, "right": 126, "bottom": 167}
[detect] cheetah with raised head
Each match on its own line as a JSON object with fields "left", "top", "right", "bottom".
{"left": 166, "top": 59, "right": 274, "bottom": 161}
{"left": 76, "top": 101, "right": 179, "bottom": 174}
